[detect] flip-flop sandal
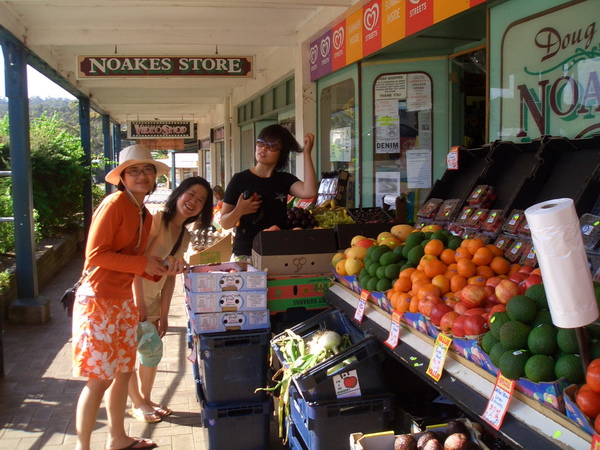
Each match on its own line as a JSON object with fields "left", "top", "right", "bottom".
{"left": 116, "top": 437, "right": 158, "bottom": 449}
{"left": 152, "top": 405, "right": 173, "bottom": 417}
{"left": 128, "top": 408, "right": 161, "bottom": 423}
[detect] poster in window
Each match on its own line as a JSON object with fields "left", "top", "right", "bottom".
{"left": 407, "top": 73, "right": 432, "bottom": 111}
{"left": 330, "top": 127, "right": 352, "bottom": 162}
{"left": 376, "top": 171, "right": 401, "bottom": 206}
{"left": 407, "top": 149, "right": 431, "bottom": 189}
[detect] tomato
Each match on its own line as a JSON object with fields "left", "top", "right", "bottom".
{"left": 576, "top": 388, "right": 600, "bottom": 419}
{"left": 586, "top": 360, "right": 600, "bottom": 394}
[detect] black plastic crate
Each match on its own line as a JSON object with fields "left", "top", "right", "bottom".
{"left": 293, "top": 336, "right": 389, "bottom": 402}
{"left": 290, "top": 383, "right": 394, "bottom": 450}
{"left": 270, "top": 307, "right": 329, "bottom": 335}
{"left": 198, "top": 328, "right": 270, "bottom": 404}
{"left": 271, "top": 308, "right": 368, "bottom": 367}
{"left": 347, "top": 207, "right": 394, "bottom": 224}
{"left": 201, "top": 399, "right": 272, "bottom": 450}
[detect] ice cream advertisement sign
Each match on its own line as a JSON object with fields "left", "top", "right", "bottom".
{"left": 499, "top": 0, "right": 600, "bottom": 140}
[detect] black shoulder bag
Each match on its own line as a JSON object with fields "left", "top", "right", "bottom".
{"left": 60, "top": 265, "right": 97, "bottom": 317}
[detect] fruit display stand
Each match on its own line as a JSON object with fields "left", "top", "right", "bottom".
{"left": 322, "top": 282, "right": 591, "bottom": 450}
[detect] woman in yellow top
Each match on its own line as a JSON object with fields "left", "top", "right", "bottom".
{"left": 128, "top": 176, "right": 213, "bottom": 423}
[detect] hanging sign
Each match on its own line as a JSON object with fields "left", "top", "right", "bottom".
{"left": 127, "top": 120, "right": 194, "bottom": 139}
{"left": 77, "top": 55, "right": 253, "bottom": 78}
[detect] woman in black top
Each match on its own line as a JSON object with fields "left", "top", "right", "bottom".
{"left": 220, "top": 124, "right": 317, "bottom": 259}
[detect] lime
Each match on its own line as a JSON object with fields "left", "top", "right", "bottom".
{"left": 499, "top": 349, "right": 529, "bottom": 380}
{"left": 525, "top": 355, "right": 556, "bottom": 382}
{"left": 525, "top": 284, "right": 548, "bottom": 310}
{"left": 506, "top": 295, "right": 538, "bottom": 323}
{"left": 554, "top": 353, "right": 585, "bottom": 384}
{"left": 499, "top": 320, "right": 531, "bottom": 350}
{"left": 527, "top": 324, "right": 557, "bottom": 355}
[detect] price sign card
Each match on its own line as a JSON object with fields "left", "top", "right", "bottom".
{"left": 385, "top": 310, "right": 403, "bottom": 348}
{"left": 482, "top": 373, "right": 515, "bottom": 430}
{"left": 592, "top": 433, "right": 600, "bottom": 449}
{"left": 354, "top": 289, "right": 369, "bottom": 323}
{"left": 426, "top": 333, "right": 452, "bottom": 381}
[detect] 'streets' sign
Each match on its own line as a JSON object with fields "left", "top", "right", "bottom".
{"left": 500, "top": 0, "right": 600, "bottom": 140}
{"left": 127, "top": 121, "right": 194, "bottom": 139}
{"left": 77, "top": 56, "right": 253, "bottom": 78}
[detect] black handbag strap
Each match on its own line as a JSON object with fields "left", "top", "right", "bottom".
{"left": 170, "top": 228, "right": 185, "bottom": 256}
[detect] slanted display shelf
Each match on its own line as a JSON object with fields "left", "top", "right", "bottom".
{"left": 324, "top": 283, "right": 591, "bottom": 450}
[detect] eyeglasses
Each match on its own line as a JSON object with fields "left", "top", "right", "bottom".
{"left": 124, "top": 166, "right": 156, "bottom": 177}
{"left": 256, "top": 139, "right": 280, "bottom": 152}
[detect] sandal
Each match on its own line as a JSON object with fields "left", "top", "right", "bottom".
{"left": 128, "top": 408, "right": 162, "bottom": 423}
{"left": 152, "top": 405, "right": 173, "bottom": 417}
{"left": 116, "top": 437, "right": 158, "bottom": 449}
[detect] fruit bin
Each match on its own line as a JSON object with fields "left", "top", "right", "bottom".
{"left": 196, "top": 328, "right": 270, "bottom": 405}
{"left": 347, "top": 207, "right": 394, "bottom": 224}
{"left": 507, "top": 135, "right": 600, "bottom": 217}
{"left": 427, "top": 145, "right": 492, "bottom": 207}
{"left": 289, "top": 383, "right": 395, "bottom": 450}
{"left": 271, "top": 307, "right": 369, "bottom": 367}
{"left": 201, "top": 398, "right": 272, "bottom": 450}
{"left": 292, "top": 335, "right": 390, "bottom": 402}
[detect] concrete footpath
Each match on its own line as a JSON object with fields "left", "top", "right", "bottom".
{"left": 0, "top": 253, "right": 284, "bottom": 450}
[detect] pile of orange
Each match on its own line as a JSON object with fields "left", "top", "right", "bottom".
{"left": 386, "top": 236, "right": 520, "bottom": 314}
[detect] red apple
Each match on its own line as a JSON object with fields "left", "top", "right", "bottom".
{"left": 418, "top": 295, "right": 443, "bottom": 317}
{"left": 522, "top": 274, "right": 543, "bottom": 291}
{"left": 356, "top": 238, "right": 375, "bottom": 249}
{"left": 463, "top": 314, "right": 489, "bottom": 338}
{"left": 430, "top": 303, "right": 454, "bottom": 327}
{"left": 485, "top": 276, "right": 506, "bottom": 288}
{"left": 483, "top": 285, "right": 495, "bottom": 298}
{"left": 495, "top": 279, "right": 521, "bottom": 304}
{"left": 453, "top": 301, "right": 471, "bottom": 315}
{"left": 482, "top": 298, "right": 499, "bottom": 311}
{"left": 451, "top": 314, "right": 469, "bottom": 338}
{"left": 508, "top": 271, "right": 528, "bottom": 285}
{"left": 460, "top": 284, "right": 488, "bottom": 308}
{"left": 518, "top": 266, "right": 534, "bottom": 275}
{"left": 440, "top": 311, "right": 460, "bottom": 335}
{"left": 531, "top": 268, "right": 542, "bottom": 276}
{"left": 463, "top": 307, "right": 487, "bottom": 316}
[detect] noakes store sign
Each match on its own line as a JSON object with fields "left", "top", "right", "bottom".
{"left": 77, "top": 56, "right": 253, "bottom": 78}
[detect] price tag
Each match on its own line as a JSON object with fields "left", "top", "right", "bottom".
{"left": 354, "top": 289, "right": 369, "bottom": 323}
{"left": 385, "top": 310, "right": 402, "bottom": 348}
{"left": 591, "top": 434, "right": 600, "bottom": 449}
{"left": 426, "top": 333, "right": 452, "bottom": 381}
{"left": 482, "top": 373, "right": 515, "bottom": 430}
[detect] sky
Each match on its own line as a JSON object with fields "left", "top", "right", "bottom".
{"left": 0, "top": 52, "right": 75, "bottom": 99}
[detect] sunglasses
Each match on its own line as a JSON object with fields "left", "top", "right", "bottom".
{"left": 256, "top": 139, "right": 280, "bottom": 152}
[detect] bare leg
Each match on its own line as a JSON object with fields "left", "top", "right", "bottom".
{"left": 76, "top": 378, "right": 113, "bottom": 450}
{"left": 128, "top": 364, "right": 160, "bottom": 421}
{"left": 138, "top": 363, "right": 158, "bottom": 405}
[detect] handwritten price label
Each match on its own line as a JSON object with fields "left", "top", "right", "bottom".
{"left": 385, "top": 310, "right": 402, "bottom": 348}
{"left": 482, "top": 373, "right": 515, "bottom": 430}
{"left": 354, "top": 289, "right": 369, "bottom": 323}
{"left": 426, "top": 333, "right": 452, "bottom": 381}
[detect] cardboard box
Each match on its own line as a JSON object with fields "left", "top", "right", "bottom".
{"left": 267, "top": 273, "right": 332, "bottom": 314}
{"left": 185, "top": 234, "right": 232, "bottom": 265}
{"left": 185, "top": 289, "right": 267, "bottom": 313}
{"left": 183, "top": 262, "right": 267, "bottom": 293}
{"left": 252, "top": 228, "right": 338, "bottom": 275}
{"left": 188, "top": 309, "right": 270, "bottom": 334}
{"left": 564, "top": 384, "right": 595, "bottom": 435}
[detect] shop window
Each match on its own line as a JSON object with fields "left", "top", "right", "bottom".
{"left": 372, "top": 72, "right": 433, "bottom": 210}
{"left": 319, "top": 79, "right": 357, "bottom": 175}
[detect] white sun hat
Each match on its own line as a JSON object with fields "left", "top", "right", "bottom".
{"left": 105, "top": 144, "right": 169, "bottom": 185}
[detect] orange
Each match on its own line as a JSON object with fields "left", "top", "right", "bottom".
{"left": 394, "top": 277, "right": 412, "bottom": 293}
{"left": 424, "top": 239, "right": 444, "bottom": 257}
{"left": 467, "top": 237, "right": 486, "bottom": 255}
{"left": 456, "top": 258, "right": 477, "bottom": 278}
{"left": 408, "top": 296, "right": 421, "bottom": 313}
{"left": 450, "top": 274, "right": 468, "bottom": 293}
{"left": 467, "top": 275, "right": 486, "bottom": 286}
{"left": 486, "top": 244, "right": 504, "bottom": 257}
{"left": 472, "top": 246, "right": 494, "bottom": 266}
{"left": 399, "top": 267, "right": 416, "bottom": 279}
{"left": 411, "top": 278, "right": 430, "bottom": 294}
{"left": 454, "top": 247, "right": 473, "bottom": 261}
{"left": 446, "top": 263, "right": 458, "bottom": 276}
{"left": 396, "top": 293, "right": 412, "bottom": 313}
{"left": 509, "top": 263, "right": 522, "bottom": 274}
{"left": 460, "top": 238, "right": 472, "bottom": 248}
{"left": 417, "top": 283, "right": 441, "bottom": 301}
{"left": 422, "top": 257, "right": 447, "bottom": 278}
{"left": 476, "top": 265, "right": 495, "bottom": 279}
{"left": 440, "top": 248, "right": 456, "bottom": 265}
{"left": 410, "top": 269, "right": 427, "bottom": 283}
{"left": 431, "top": 274, "right": 450, "bottom": 295}
{"left": 388, "top": 290, "right": 401, "bottom": 309}
{"left": 489, "top": 256, "right": 510, "bottom": 275}
{"left": 335, "top": 259, "right": 347, "bottom": 276}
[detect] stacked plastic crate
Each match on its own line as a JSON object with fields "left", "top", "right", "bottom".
{"left": 271, "top": 308, "right": 395, "bottom": 450}
{"left": 183, "top": 261, "right": 272, "bottom": 450}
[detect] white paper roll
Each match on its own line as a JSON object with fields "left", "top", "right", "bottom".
{"left": 525, "top": 198, "right": 599, "bottom": 328}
